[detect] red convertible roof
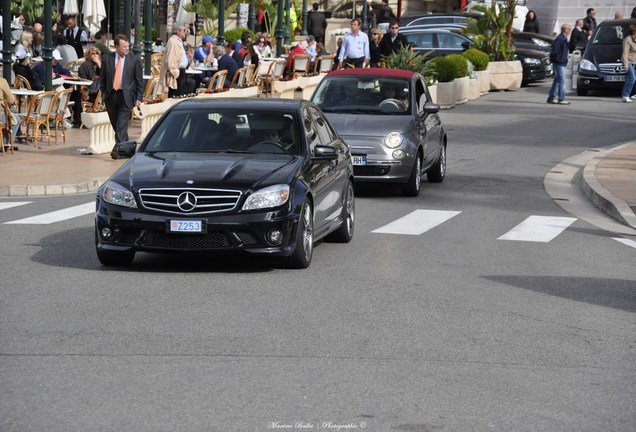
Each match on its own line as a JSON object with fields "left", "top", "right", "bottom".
{"left": 327, "top": 68, "right": 416, "bottom": 79}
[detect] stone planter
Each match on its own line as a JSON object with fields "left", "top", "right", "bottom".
{"left": 454, "top": 76, "right": 470, "bottom": 104}
{"left": 299, "top": 74, "right": 326, "bottom": 100}
{"left": 135, "top": 99, "right": 178, "bottom": 139}
{"left": 81, "top": 111, "right": 115, "bottom": 155}
{"left": 468, "top": 77, "right": 480, "bottom": 100}
{"left": 196, "top": 91, "right": 233, "bottom": 99}
{"left": 489, "top": 60, "right": 523, "bottom": 91}
{"left": 272, "top": 79, "right": 300, "bottom": 99}
{"left": 436, "top": 81, "right": 455, "bottom": 110}
{"left": 475, "top": 69, "right": 491, "bottom": 94}
{"left": 228, "top": 86, "right": 259, "bottom": 98}
{"left": 428, "top": 83, "right": 437, "bottom": 104}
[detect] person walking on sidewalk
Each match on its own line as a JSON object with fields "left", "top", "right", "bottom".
{"left": 547, "top": 23, "right": 572, "bottom": 105}
{"left": 620, "top": 24, "right": 636, "bottom": 103}
{"left": 99, "top": 34, "right": 144, "bottom": 144}
{"left": 160, "top": 22, "right": 189, "bottom": 98}
{"left": 337, "top": 18, "right": 370, "bottom": 69}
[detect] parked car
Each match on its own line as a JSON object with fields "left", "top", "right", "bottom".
{"left": 400, "top": 28, "right": 473, "bottom": 60}
{"left": 577, "top": 18, "right": 636, "bottom": 96}
{"left": 511, "top": 31, "right": 554, "bottom": 55}
{"left": 95, "top": 99, "right": 355, "bottom": 269}
{"left": 515, "top": 47, "right": 553, "bottom": 84}
{"left": 310, "top": 69, "right": 447, "bottom": 197}
{"left": 400, "top": 13, "right": 474, "bottom": 29}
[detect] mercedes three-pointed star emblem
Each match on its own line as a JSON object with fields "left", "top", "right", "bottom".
{"left": 177, "top": 191, "right": 197, "bottom": 212}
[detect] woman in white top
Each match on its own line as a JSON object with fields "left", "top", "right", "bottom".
{"left": 253, "top": 35, "right": 272, "bottom": 62}
{"left": 14, "top": 30, "right": 34, "bottom": 57}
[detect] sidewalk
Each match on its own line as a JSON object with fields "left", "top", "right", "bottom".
{"left": 1, "top": 113, "right": 635, "bottom": 231}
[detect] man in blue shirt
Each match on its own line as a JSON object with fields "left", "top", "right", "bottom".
{"left": 195, "top": 34, "right": 216, "bottom": 64}
{"left": 547, "top": 23, "right": 572, "bottom": 105}
{"left": 337, "top": 18, "right": 370, "bottom": 69}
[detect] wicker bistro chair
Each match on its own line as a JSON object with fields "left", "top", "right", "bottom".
{"left": 18, "top": 91, "right": 57, "bottom": 146}
{"left": 313, "top": 55, "right": 336, "bottom": 75}
{"left": 197, "top": 69, "right": 228, "bottom": 94}
{"left": 229, "top": 66, "right": 249, "bottom": 89}
{"left": 142, "top": 76, "right": 160, "bottom": 102}
{"left": 244, "top": 64, "right": 257, "bottom": 87}
{"left": 65, "top": 60, "right": 85, "bottom": 75}
{"left": 50, "top": 88, "right": 73, "bottom": 144}
{"left": 1, "top": 99, "right": 15, "bottom": 155}
{"left": 259, "top": 59, "right": 286, "bottom": 97}
{"left": 291, "top": 54, "right": 311, "bottom": 78}
{"left": 14, "top": 74, "right": 32, "bottom": 90}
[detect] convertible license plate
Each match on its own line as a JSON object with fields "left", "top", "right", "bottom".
{"left": 352, "top": 155, "right": 367, "bottom": 166}
{"left": 169, "top": 220, "right": 203, "bottom": 233}
{"left": 604, "top": 75, "right": 625, "bottom": 82}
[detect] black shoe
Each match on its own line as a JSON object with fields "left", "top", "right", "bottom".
{"left": 72, "top": 123, "right": 82, "bottom": 128}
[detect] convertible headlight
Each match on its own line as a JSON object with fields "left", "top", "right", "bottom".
{"left": 579, "top": 59, "right": 597, "bottom": 72}
{"left": 384, "top": 131, "right": 403, "bottom": 149}
{"left": 242, "top": 184, "right": 290, "bottom": 210}
{"left": 523, "top": 57, "right": 541, "bottom": 65}
{"left": 102, "top": 181, "right": 138, "bottom": 208}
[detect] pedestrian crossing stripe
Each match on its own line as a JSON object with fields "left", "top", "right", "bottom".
{"left": 613, "top": 238, "right": 636, "bottom": 249}
{"left": 372, "top": 210, "right": 462, "bottom": 235}
{"left": 0, "top": 202, "right": 32, "bottom": 210}
{"left": 4, "top": 202, "right": 95, "bottom": 225}
{"left": 497, "top": 215, "right": 577, "bottom": 242}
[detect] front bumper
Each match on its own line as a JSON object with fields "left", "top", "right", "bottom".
{"left": 95, "top": 199, "right": 301, "bottom": 256}
{"left": 577, "top": 69, "right": 626, "bottom": 91}
{"left": 347, "top": 137, "right": 416, "bottom": 183}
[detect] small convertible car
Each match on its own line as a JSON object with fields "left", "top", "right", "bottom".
{"left": 95, "top": 99, "right": 354, "bottom": 268}
{"left": 310, "top": 68, "right": 447, "bottom": 196}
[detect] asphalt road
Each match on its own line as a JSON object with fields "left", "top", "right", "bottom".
{"left": 1, "top": 82, "right": 635, "bottom": 432}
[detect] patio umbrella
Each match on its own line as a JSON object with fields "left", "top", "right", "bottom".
{"left": 176, "top": 0, "right": 196, "bottom": 26}
{"left": 63, "top": 0, "right": 80, "bottom": 15}
{"left": 83, "top": 0, "right": 107, "bottom": 35}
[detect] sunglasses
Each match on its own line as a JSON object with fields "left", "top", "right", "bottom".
{"left": 391, "top": 26, "right": 399, "bottom": 29}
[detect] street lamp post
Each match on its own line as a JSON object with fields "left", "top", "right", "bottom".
{"left": 124, "top": 0, "right": 132, "bottom": 40}
{"left": 361, "top": 0, "right": 369, "bottom": 35}
{"left": 301, "top": 0, "right": 307, "bottom": 36}
{"left": 1, "top": 0, "right": 12, "bottom": 82}
{"left": 217, "top": 0, "right": 225, "bottom": 44}
{"left": 284, "top": 0, "right": 291, "bottom": 44}
{"left": 275, "top": 0, "right": 284, "bottom": 57}
{"left": 144, "top": 0, "right": 154, "bottom": 75}
{"left": 44, "top": 0, "right": 53, "bottom": 90}
{"left": 133, "top": 0, "right": 142, "bottom": 55}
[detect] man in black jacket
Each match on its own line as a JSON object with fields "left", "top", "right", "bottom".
{"left": 569, "top": 19, "right": 588, "bottom": 53}
{"left": 547, "top": 23, "right": 572, "bottom": 105}
{"left": 379, "top": 19, "right": 410, "bottom": 57}
{"left": 307, "top": 3, "right": 327, "bottom": 44}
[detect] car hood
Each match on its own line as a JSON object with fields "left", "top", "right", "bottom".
{"left": 584, "top": 45, "right": 622, "bottom": 65}
{"left": 110, "top": 152, "right": 302, "bottom": 191}
{"left": 324, "top": 112, "right": 411, "bottom": 137}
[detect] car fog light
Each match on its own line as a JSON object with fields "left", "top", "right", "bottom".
{"left": 101, "top": 227, "right": 113, "bottom": 240}
{"left": 392, "top": 149, "right": 405, "bottom": 159}
{"left": 267, "top": 229, "right": 283, "bottom": 245}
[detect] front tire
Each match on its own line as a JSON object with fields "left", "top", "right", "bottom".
{"left": 427, "top": 143, "right": 446, "bottom": 183}
{"left": 325, "top": 180, "right": 355, "bottom": 243}
{"left": 285, "top": 200, "right": 314, "bottom": 269}
{"left": 402, "top": 153, "right": 422, "bottom": 197}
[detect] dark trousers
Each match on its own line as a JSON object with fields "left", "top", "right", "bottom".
{"left": 344, "top": 56, "right": 365, "bottom": 68}
{"left": 105, "top": 90, "right": 132, "bottom": 143}
{"left": 168, "top": 68, "right": 187, "bottom": 98}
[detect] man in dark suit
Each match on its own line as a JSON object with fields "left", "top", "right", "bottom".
{"left": 99, "top": 34, "right": 144, "bottom": 144}
{"left": 307, "top": 3, "right": 328, "bottom": 44}
{"left": 379, "top": 19, "right": 410, "bottom": 57}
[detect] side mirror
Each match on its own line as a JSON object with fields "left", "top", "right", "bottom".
{"left": 110, "top": 141, "right": 137, "bottom": 160}
{"left": 313, "top": 145, "right": 337, "bottom": 160}
{"left": 461, "top": 41, "right": 473, "bottom": 50}
{"left": 423, "top": 101, "right": 440, "bottom": 114}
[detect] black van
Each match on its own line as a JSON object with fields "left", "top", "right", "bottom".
{"left": 577, "top": 19, "right": 636, "bottom": 96}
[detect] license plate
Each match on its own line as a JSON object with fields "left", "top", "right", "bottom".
{"left": 169, "top": 220, "right": 203, "bottom": 233}
{"left": 352, "top": 155, "right": 367, "bottom": 166}
{"left": 604, "top": 75, "right": 625, "bottom": 82}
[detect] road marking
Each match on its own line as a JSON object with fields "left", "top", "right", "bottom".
{"left": 372, "top": 210, "right": 461, "bottom": 235}
{"left": 4, "top": 202, "right": 95, "bottom": 225}
{"left": 497, "top": 215, "right": 577, "bottom": 242}
{"left": 613, "top": 238, "right": 636, "bottom": 249}
{"left": 0, "top": 202, "right": 32, "bottom": 210}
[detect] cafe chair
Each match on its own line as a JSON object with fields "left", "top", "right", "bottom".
{"left": 1, "top": 99, "right": 15, "bottom": 155}
{"left": 197, "top": 69, "right": 228, "bottom": 94}
{"left": 258, "top": 59, "right": 286, "bottom": 97}
{"left": 19, "top": 91, "right": 57, "bottom": 146}
{"left": 291, "top": 54, "right": 311, "bottom": 78}
{"left": 244, "top": 64, "right": 257, "bottom": 87}
{"left": 313, "top": 55, "right": 335, "bottom": 75}
{"left": 51, "top": 88, "right": 73, "bottom": 144}
{"left": 229, "top": 66, "right": 249, "bottom": 89}
{"left": 14, "top": 74, "right": 32, "bottom": 90}
{"left": 142, "top": 76, "right": 160, "bottom": 102}
{"left": 66, "top": 60, "right": 85, "bottom": 75}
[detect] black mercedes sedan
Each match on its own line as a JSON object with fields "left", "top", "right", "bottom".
{"left": 95, "top": 99, "right": 355, "bottom": 269}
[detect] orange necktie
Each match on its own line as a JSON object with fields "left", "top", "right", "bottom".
{"left": 113, "top": 56, "right": 123, "bottom": 90}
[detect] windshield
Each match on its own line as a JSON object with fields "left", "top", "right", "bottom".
{"left": 311, "top": 77, "right": 411, "bottom": 115}
{"left": 142, "top": 108, "right": 300, "bottom": 155}
{"left": 591, "top": 25, "right": 628, "bottom": 45}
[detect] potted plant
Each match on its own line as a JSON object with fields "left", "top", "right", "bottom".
{"left": 464, "top": 0, "right": 522, "bottom": 90}
{"left": 447, "top": 54, "right": 469, "bottom": 104}
{"left": 429, "top": 56, "right": 455, "bottom": 109}
{"left": 464, "top": 47, "right": 490, "bottom": 94}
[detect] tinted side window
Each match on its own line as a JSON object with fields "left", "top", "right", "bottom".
{"left": 303, "top": 108, "right": 322, "bottom": 152}
{"left": 309, "top": 107, "right": 334, "bottom": 146}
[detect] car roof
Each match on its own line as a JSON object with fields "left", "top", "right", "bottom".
{"left": 597, "top": 18, "right": 636, "bottom": 27}
{"left": 171, "top": 98, "right": 307, "bottom": 111}
{"left": 400, "top": 27, "right": 459, "bottom": 34}
{"left": 327, "top": 69, "right": 416, "bottom": 79}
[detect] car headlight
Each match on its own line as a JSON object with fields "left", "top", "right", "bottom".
{"left": 579, "top": 59, "right": 597, "bottom": 72}
{"left": 102, "top": 181, "right": 138, "bottom": 208}
{"left": 522, "top": 57, "right": 541, "bottom": 65}
{"left": 384, "top": 131, "right": 403, "bottom": 149}
{"left": 242, "top": 184, "right": 290, "bottom": 211}
{"left": 531, "top": 38, "right": 551, "bottom": 47}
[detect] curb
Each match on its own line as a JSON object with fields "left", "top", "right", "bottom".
{"left": 0, "top": 177, "right": 109, "bottom": 197}
{"left": 581, "top": 143, "right": 636, "bottom": 230}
